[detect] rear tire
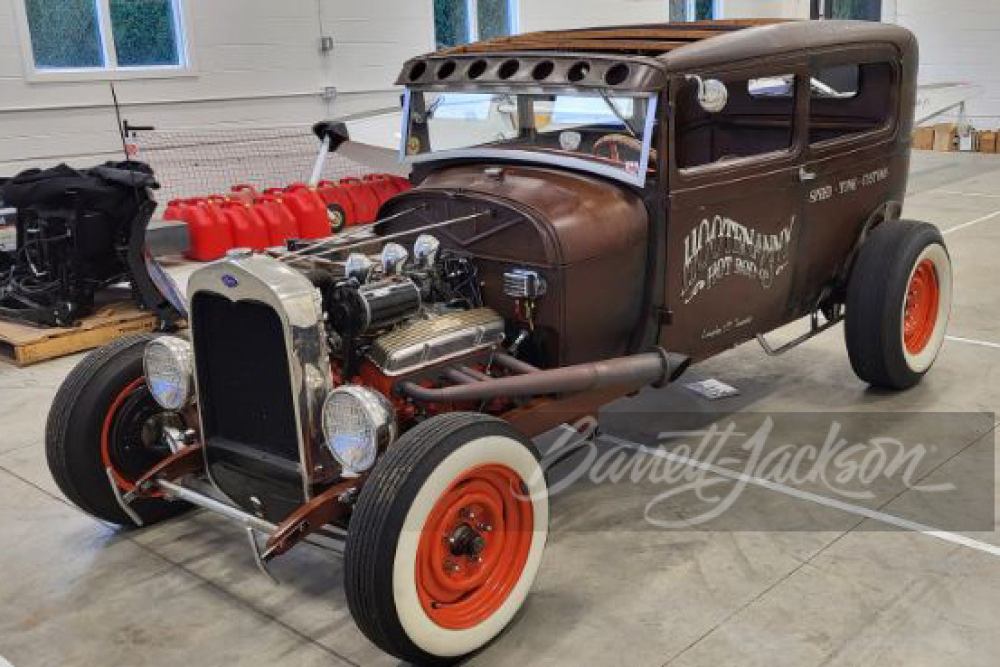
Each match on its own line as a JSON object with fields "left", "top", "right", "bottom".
{"left": 45, "top": 334, "right": 190, "bottom": 526}
{"left": 344, "top": 413, "right": 548, "bottom": 665}
{"left": 845, "top": 220, "right": 952, "bottom": 389}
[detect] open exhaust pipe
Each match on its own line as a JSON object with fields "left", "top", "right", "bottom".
{"left": 400, "top": 349, "right": 690, "bottom": 403}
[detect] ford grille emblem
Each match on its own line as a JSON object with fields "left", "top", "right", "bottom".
{"left": 221, "top": 274, "right": 239, "bottom": 289}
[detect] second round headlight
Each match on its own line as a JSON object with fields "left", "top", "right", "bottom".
{"left": 143, "top": 336, "right": 194, "bottom": 410}
{"left": 321, "top": 386, "right": 396, "bottom": 474}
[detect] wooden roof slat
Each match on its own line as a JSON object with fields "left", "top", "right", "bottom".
{"left": 439, "top": 19, "right": 792, "bottom": 57}
{"left": 443, "top": 38, "right": 690, "bottom": 56}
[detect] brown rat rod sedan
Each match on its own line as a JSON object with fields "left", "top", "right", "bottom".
{"left": 47, "top": 19, "right": 950, "bottom": 665}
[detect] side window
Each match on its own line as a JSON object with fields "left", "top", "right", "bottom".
{"left": 675, "top": 72, "right": 797, "bottom": 171}
{"left": 809, "top": 61, "right": 894, "bottom": 145}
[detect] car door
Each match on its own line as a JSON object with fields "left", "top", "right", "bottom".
{"left": 791, "top": 46, "right": 905, "bottom": 312}
{"left": 663, "top": 60, "right": 810, "bottom": 359}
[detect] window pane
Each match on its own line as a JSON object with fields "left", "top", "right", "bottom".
{"left": 813, "top": 64, "right": 859, "bottom": 97}
{"left": 434, "top": 0, "right": 469, "bottom": 48}
{"left": 830, "top": 0, "right": 881, "bottom": 20}
{"left": 25, "top": 0, "right": 103, "bottom": 69}
{"left": 669, "top": 0, "right": 688, "bottom": 21}
{"left": 677, "top": 72, "right": 796, "bottom": 169}
{"left": 478, "top": 0, "right": 512, "bottom": 40}
{"left": 809, "top": 61, "right": 893, "bottom": 145}
{"left": 110, "top": 0, "right": 181, "bottom": 67}
{"left": 695, "top": 0, "right": 715, "bottom": 20}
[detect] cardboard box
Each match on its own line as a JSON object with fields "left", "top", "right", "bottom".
{"left": 933, "top": 123, "right": 958, "bottom": 152}
{"left": 980, "top": 130, "right": 998, "bottom": 154}
{"left": 913, "top": 126, "right": 935, "bottom": 150}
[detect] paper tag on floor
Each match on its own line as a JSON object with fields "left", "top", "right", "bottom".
{"left": 685, "top": 378, "right": 740, "bottom": 400}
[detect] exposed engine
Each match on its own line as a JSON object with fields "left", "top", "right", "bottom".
{"left": 299, "top": 234, "right": 508, "bottom": 382}
{"left": 170, "top": 164, "right": 666, "bottom": 522}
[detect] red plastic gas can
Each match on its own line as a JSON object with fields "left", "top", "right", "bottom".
{"left": 173, "top": 200, "right": 235, "bottom": 261}
{"left": 254, "top": 195, "right": 300, "bottom": 246}
{"left": 283, "top": 184, "right": 332, "bottom": 239}
{"left": 338, "top": 177, "right": 380, "bottom": 224}
{"left": 316, "top": 180, "right": 356, "bottom": 228}
{"left": 221, "top": 201, "right": 270, "bottom": 250}
{"left": 362, "top": 173, "right": 403, "bottom": 203}
{"left": 230, "top": 184, "right": 259, "bottom": 204}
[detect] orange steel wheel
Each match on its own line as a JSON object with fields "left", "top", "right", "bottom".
{"left": 903, "top": 259, "right": 940, "bottom": 354}
{"left": 416, "top": 464, "right": 534, "bottom": 629}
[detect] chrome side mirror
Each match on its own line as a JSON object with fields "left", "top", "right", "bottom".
{"left": 686, "top": 75, "right": 729, "bottom": 113}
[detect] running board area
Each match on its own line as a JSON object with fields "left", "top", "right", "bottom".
{"left": 756, "top": 310, "right": 843, "bottom": 357}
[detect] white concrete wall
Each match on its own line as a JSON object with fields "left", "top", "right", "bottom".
{"left": 892, "top": 1, "right": 1000, "bottom": 125}
{"left": 0, "top": 0, "right": 432, "bottom": 174}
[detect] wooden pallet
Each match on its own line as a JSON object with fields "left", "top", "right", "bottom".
{"left": 0, "top": 301, "right": 161, "bottom": 367}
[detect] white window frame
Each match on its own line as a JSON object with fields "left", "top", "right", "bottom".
{"left": 674, "top": 0, "right": 724, "bottom": 21}
{"left": 13, "top": 0, "right": 196, "bottom": 83}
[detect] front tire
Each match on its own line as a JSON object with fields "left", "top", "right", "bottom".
{"left": 45, "top": 334, "right": 190, "bottom": 526}
{"left": 845, "top": 220, "right": 952, "bottom": 389}
{"left": 344, "top": 413, "right": 548, "bottom": 665}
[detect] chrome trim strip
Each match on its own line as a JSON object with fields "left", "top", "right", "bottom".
{"left": 187, "top": 254, "right": 334, "bottom": 500}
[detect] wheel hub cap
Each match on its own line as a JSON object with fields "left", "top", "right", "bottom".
{"left": 903, "top": 258, "right": 940, "bottom": 354}
{"left": 415, "top": 464, "right": 534, "bottom": 630}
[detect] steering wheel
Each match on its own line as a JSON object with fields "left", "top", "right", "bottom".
{"left": 592, "top": 134, "right": 658, "bottom": 166}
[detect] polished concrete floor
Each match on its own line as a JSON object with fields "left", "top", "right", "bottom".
{"left": 2, "top": 151, "right": 1000, "bottom": 667}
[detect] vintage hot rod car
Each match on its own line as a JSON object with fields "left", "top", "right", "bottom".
{"left": 47, "top": 19, "right": 950, "bottom": 665}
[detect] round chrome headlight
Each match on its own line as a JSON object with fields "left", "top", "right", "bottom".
{"left": 143, "top": 336, "right": 194, "bottom": 410}
{"left": 321, "top": 386, "right": 396, "bottom": 474}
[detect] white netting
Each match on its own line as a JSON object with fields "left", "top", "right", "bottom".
{"left": 128, "top": 124, "right": 375, "bottom": 207}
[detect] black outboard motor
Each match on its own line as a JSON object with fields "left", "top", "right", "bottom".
{"left": 0, "top": 161, "right": 181, "bottom": 327}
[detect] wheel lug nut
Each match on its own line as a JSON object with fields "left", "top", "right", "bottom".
{"left": 445, "top": 559, "right": 459, "bottom": 572}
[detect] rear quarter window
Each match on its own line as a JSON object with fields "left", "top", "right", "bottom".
{"left": 809, "top": 61, "right": 894, "bottom": 146}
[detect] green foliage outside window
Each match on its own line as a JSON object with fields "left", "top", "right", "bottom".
{"left": 830, "top": 0, "right": 881, "bottom": 20}
{"left": 670, "top": 0, "right": 716, "bottom": 22}
{"left": 435, "top": 0, "right": 512, "bottom": 48}
{"left": 25, "top": 0, "right": 103, "bottom": 69}
{"left": 110, "top": 0, "right": 180, "bottom": 67}
{"left": 477, "top": 0, "right": 511, "bottom": 41}
{"left": 24, "top": 0, "right": 181, "bottom": 70}
{"left": 435, "top": 0, "right": 469, "bottom": 48}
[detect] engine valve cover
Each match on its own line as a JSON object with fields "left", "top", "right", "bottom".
{"left": 368, "top": 308, "right": 505, "bottom": 376}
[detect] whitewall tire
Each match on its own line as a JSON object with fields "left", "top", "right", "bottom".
{"left": 344, "top": 413, "right": 549, "bottom": 665}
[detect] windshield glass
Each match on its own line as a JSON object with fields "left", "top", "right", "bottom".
{"left": 401, "top": 90, "right": 658, "bottom": 186}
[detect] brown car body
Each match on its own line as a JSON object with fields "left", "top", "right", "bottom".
{"left": 387, "top": 19, "right": 917, "bottom": 364}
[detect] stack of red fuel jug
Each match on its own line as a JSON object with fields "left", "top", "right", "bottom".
{"left": 163, "top": 174, "right": 411, "bottom": 261}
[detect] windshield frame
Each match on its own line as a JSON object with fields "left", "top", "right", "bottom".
{"left": 399, "top": 88, "right": 659, "bottom": 188}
